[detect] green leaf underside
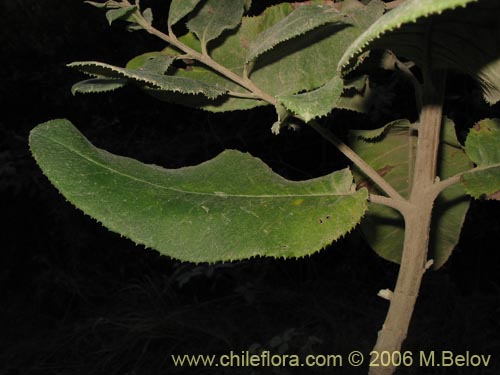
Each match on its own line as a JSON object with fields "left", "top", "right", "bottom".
{"left": 187, "top": 0, "right": 246, "bottom": 45}
{"left": 68, "top": 61, "right": 225, "bottom": 99}
{"left": 338, "top": 0, "right": 500, "bottom": 105}
{"left": 349, "top": 118, "right": 471, "bottom": 269}
{"left": 158, "top": 1, "right": 385, "bottom": 112}
{"left": 126, "top": 52, "right": 168, "bottom": 70}
{"left": 71, "top": 78, "right": 127, "bottom": 95}
{"left": 278, "top": 75, "right": 344, "bottom": 122}
{"left": 463, "top": 118, "right": 500, "bottom": 198}
{"left": 106, "top": 6, "right": 137, "bottom": 25}
{"left": 168, "top": 0, "right": 203, "bottom": 27}
{"left": 246, "top": 4, "right": 344, "bottom": 63}
{"left": 30, "top": 119, "right": 368, "bottom": 263}
{"left": 137, "top": 54, "right": 175, "bottom": 74}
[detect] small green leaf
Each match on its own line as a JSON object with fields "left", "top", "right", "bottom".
{"left": 84, "top": 1, "right": 112, "bottom": 9}
{"left": 351, "top": 119, "right": 410, "bottom": 140}
{"left": 127, "top": 7, "right": 153, "bottom": 30}
{"left": 68, "top": 61, "right": 226, "bottom": 99}
{"left": 187, "top": 0, "right": 246, "bottom": 46}
{"left": 338, "top": 0, "right": 500, "bottom": 105}
{"left": 168, "top": 0, "right": 203, "bottom": 27}
{"left": 71, "top": 78, "right": 127, "bottom": 95}
{"left": 246, "top": 4, "right": 344, "bottom": 63}
{"left": 142, "top": 8, "right": 153, "bottom": 25}
{"left": 271, "top": 103, "right": 289, "bottom": 135}
{"left": 30, "top": 119, "right": 368, "bottom": 263}
{"left": 465, "top": 119, "right": 500, "bottom": 165}
{"left": 350, "top": 118, "right": 471, "bottom": 269}
{"left": 105, "top": 5, "right": 138, "bottom": 26}
{"left": 278, "top": 75, "right": 344, "bottom": 122}
{"left": 463, "top": 118, "right": 500, "bottom": 199}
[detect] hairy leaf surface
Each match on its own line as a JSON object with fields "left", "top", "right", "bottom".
{"left": 277, "top": 75, "right": 344, "bottom": 122}
{"left": 71, "top": 78, "right": 127, "bottom": 95}
{"left": 30, "top": 120, "right": 368, "bottom": 263}
{"left": 168, "top": 0, "right": 203, "bottom": 27}
{"left": 463, "top": 118, "right": 500, "bottom": 199}
{"left": 126, "top": 52, "right": 170, "bottom": 70}
{"left": 158, "top": 1, "right": 384, "bottom": 112}
{"left": 350, "top": 118, "right": 471, "bottom": 269}
{"left": 187, "top": 0, "right": 246, "bottom": 46}
{"left": 246, "top": 4, "right": 344, "bottom": 63}
{"left": 105, "top": 5, "right": 137, "bottom": 25}
{"left": 68, "top": 61, "right": 225, "bottom": 99}
{"left": 338, "top": 0, "right": 500, "bottom": 104}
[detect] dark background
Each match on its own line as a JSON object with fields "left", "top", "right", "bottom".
{"left": 1, "top": 1, "right": 499, "bottom": 374}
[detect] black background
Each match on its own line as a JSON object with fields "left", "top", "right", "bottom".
{"left": 1, "top": 1, "right": 500, "bottom": 374}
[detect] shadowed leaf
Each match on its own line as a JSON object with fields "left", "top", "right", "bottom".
{"left": 187, "top": 0, "right": 246, "bottom": 46}
{"left": 350, "top": 118, "right": 471, "bottom": 269}
{"left": 338, "top": 0, "right": 500, "bottom": 104}
{"left": 351, "top": 119, "right": 410, "bottom": 140}
{"left": 246, "top": 4, "right": 344, "bottom": 63}
{"left": 106, "top": 5, "right": 137, "bottom": 26}
{"left": 168, "top": 0, "right": 203, "bottom": 27}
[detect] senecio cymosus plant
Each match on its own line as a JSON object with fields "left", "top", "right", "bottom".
{"left": 29, "top": 0, "right": 500, "bottom": 374}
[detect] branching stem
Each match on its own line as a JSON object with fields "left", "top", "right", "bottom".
{"left": 309, "top": 121, "right": 406, "bottom": 203}
{"left": 124, "top": 0, "right": 418, "bottom": 218}
{"left": 369, "top": 68, "right": 447, "bottom": 375}
{"left": 369, "top": 194, "right": 412, "bottom": 214}
{"left": 432, "top": 162, "right": 500, "bottom": 197}
{"left": 127, "top": 4, "right": 278, "bottom": 106}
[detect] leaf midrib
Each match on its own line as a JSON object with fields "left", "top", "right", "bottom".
{"left": 39, "top": 133, "right": 353, "bottom": 199}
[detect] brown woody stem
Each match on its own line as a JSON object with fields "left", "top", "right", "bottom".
{"left": 369, "top": 69, "right": 446, "bottom": 375}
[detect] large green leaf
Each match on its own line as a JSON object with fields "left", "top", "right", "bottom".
{"left": 186, "top": 0, "right": 246, "bottom": 46}
{"left": 463, "top": 118, "right": 500, "bottom": 199}
{"left": 246, "top": 4, "right": 344, "bottom": 63}
{"left": 349, "top": 118, "right": 471, "bottom": 269}
{"left": 338, "top": 0, "right": 500, "bottom": 105}
{"left": 29, "top": 119, "right": 368, "bottom": 263}
{"left": 157, "top": 1, "right": 385, "bottom": 112}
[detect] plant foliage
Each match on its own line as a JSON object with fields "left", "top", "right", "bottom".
{"left": 31, "top": 0, "right": 500, "bottom": 268}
